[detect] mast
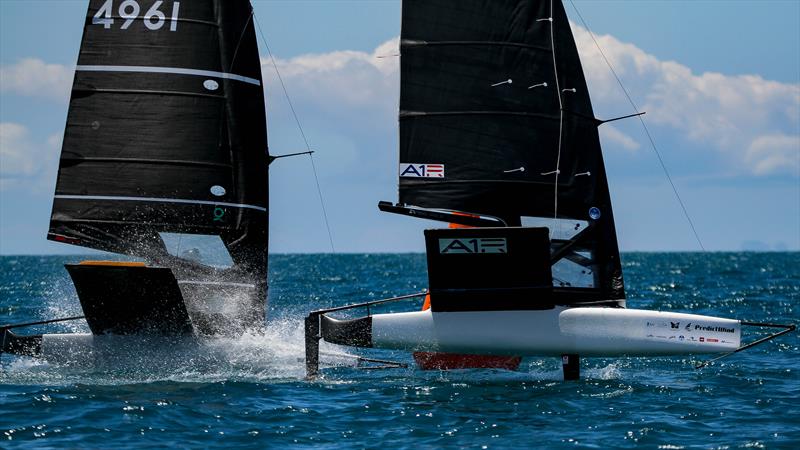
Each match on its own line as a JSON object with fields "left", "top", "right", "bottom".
{"left": 397, "top": 0, "right": 624, "bottom": 302}
{"left": 48, "top": 0, "right": 269, "bottom": 325}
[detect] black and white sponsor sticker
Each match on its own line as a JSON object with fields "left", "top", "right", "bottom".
{"left": 400, "top": 163, "right": 444, "bottom": 178}
{"left": 439, "top": 238, "right": 507, "bottom": 254}
{"left": 644, "top": 319, "right": 739, "bottom": 343}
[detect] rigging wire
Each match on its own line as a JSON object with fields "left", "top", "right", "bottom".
{"left": 568, "top": 0, "right": 706, "bottom": 251}
{"left": 253, "top": 15, "right": 336, "bottom": 253}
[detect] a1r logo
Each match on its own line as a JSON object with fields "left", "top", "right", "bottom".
{"left": 439, "top": 238, "right": 507, "bottom": 254}
{"left": 399, "top": 163, "right": 444, "bottom": 178}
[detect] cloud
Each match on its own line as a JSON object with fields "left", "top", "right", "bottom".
{"left": 599, "top": 124, "right": 640, "bottom": 152}
{"left": 571, "top": 23, "right": 800, "bottom": 176}
{"left": 260, "top": 38, "right": 399, "bottom": 129}
{"left": 0, "top": 58, "right": 72, "bottom": 102}
{"left": 0, "top": 123, "right": 36, "bottom": 178}
{"left": 745, "top": 134, "right": 800, "bottom": 176}
{"left": 0, "top": 123, "right": 60, "bottom": 191}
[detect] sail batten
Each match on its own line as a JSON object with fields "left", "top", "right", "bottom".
{"left": 76, "top": 65, "right": 261, "bottom": 85}
{"left": 402, "top": 39, "right": 551, "bottom": 52}
{"left": 53, "top": 195, "right": 268, "bottom": 212}
{"left": 72, "top": 87, "right": 226, "bottom": 99}
{"left": 400, "top": 111, "right": 559, "bottom": 119}
{"left": 59, "top": 157, "right": 234, "bottom": 169}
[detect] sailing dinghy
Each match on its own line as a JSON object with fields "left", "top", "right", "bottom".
{"left": 2, "top": 0, "right": 275, "bottom": 359}
{"left": 303, "top": 0, "right": 795, "bottom": 379}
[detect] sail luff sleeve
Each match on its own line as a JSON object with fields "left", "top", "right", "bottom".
{"left": 214, "top": 0, "right": 269, "bottom": 297}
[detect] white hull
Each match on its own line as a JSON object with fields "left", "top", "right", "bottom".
{"left": 370, "top": 307, "right": 741, "bottom": 356}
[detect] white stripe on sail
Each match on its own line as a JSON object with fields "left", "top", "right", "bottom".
{"left": 76, "top": 65, "right": 261, "bottom": 86}
{"left": 54, "top": 195, "right": 267, "bottom": 212}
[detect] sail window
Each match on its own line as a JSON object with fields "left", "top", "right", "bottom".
{"left": 159, "top": 233, "right": 233, "bottom": 269}
{"left": 552, "top": 252, "right": 595, "bottom": 288}
{"left": 521, "top": 216, "right": 588, "bottom": 241}
{"left": 520, "top": 217, "right": 596, "bottom": 288}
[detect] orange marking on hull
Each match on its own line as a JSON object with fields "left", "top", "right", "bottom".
{"left": 78, "top": 260, "right": 147, "bottom": 267}
{"left": 422, "top": 293, "right": 431, "bottom": 311}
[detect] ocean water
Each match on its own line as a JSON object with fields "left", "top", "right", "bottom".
{"left": 1, "top": 253, "right": 798, "bottom": 449}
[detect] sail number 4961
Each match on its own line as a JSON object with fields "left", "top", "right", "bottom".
{"left": 93, "top": 0, "right": 180, "bottom": 31}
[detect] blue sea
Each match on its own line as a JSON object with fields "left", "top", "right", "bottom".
{"left": 1, "top": 253, "right": 798, "bottom": 448}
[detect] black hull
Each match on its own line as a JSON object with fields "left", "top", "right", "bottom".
{"left": 0, "top": 329, "right": 42, "bottom": 357}
{"left": 66, "top": 264, "right": 194, "bottom": 336}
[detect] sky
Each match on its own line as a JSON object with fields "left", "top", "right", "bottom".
{"left": 1, "top": 0, "right": 798, "bottom": 254}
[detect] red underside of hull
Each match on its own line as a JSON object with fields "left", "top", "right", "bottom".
{"left": 413, "top": 352, "right": 522, "bottom": 371}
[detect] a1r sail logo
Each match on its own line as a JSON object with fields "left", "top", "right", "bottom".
{"left": 399, "top": 163, "right": 445, "bottom": 178}
{"left": 439, "top": 238, "right": 507, "bottom": 254}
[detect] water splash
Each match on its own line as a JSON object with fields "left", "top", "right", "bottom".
{"left": 0, "top": 318, "right": 359, "bottom": 386}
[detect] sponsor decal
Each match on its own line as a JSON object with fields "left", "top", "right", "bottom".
{"left": 699, "top": 337, "right": 705, "bottom": 342}
{"left": 204, "top": 80, "right": 219, "bottom": 91}
{"left": 213, "top": 206, "right": 226, "bottom": 222}
{"left": 670, "top": 321, "right": 680, "bottom": 329}
{"left": 679, "top": 335, "right": 685, "bottom": 341}
{"left": 685, "top": 322, "right": 693, "bottom": 331}
{"left": 400, "top": 163, "right": 445, "bottom": 178}
{"left": 694, "top": 324, "right": 736, "bottom": 334}
{"left": 439, "top": 237, "right": 507, "bottom": 254}
{"left": 707, "top": 338, "right": 719, "bottom": 343}
{"left": 210, "top": 185, "right": 226, "bottom": 196}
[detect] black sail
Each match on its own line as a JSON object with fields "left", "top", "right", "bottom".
{"left": 49, "top": 0, "right": 270, "bottom": 326}
{"left": 399, "top": 0, "right": 624, "bottom": 301}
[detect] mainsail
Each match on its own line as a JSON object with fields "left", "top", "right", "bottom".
{"left": 397, "top": 0, "right": 624, "bottom": 302}
{"left": 48, "top": 0, "right": 269, "bottom": 328}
